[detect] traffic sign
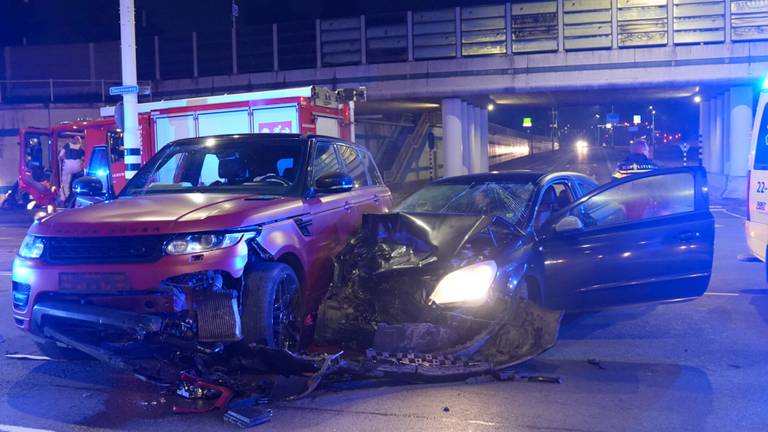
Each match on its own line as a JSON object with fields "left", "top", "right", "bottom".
{"left": 109, "top": 85, "right": 140, "bottom": 96}
{"left": 606, "top": 113, "right": 619, "bottom": 124}
{"left": 522, "top": 117, "right": 532, "bottom": 128}
{"left": 633, "top": 114, "right": 641, "bottom": 125}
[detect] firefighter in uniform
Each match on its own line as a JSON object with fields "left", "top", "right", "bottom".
{"left": 59, "top": 136, "right": 86, "bottom": 201}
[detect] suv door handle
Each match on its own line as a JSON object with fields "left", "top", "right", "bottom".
{"left": 344, "top": 201, "right": 353, "bottom": 212}
{"left": 372, "top": 194, "right": 381, "bottom": 203}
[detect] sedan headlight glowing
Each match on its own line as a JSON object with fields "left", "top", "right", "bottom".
{"left": 429, "top": 260, "right": 498, "bottom": 306}
{"left": 18, "top": 235, "right": 45, "bottom": 259}
{"left": 164, "top": 232, "right": 245, "bottom": 255}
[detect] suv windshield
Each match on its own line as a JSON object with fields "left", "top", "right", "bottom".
{"left": 121, "top": 136, "right": 306, "bottom": 196}
{"left": 396, "top": 180, "right": 536, "bottom": 224}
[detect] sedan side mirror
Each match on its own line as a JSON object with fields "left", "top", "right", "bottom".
{"left": 72, "top": 176, "right": 104, "bottom": 197}
{"left": 315, "top": 172, "right": 353, "bottom": 194}
{"left": 554, "top": 215, "right": 584, "bottom": 233}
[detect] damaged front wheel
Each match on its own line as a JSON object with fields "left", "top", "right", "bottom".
{"left": 241, "top": 262, "right": 302, "bottom": 351}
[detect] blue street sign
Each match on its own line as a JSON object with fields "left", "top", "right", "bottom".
{"left": 606, "top": 113, "right": 620, "bottom": 124}
{"left": 109, "top": 85, "right": 140, "bottom": 96}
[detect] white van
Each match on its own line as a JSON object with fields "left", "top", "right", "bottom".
{"left": 747, "top": 89, "right": 768, "bottom": 261}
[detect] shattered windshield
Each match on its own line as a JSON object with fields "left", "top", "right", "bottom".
{"left": 121, "top": 137, "right": 306, "bottom": 197}
{"left": 396, "top": 180, "right": 536, "bottom": 224}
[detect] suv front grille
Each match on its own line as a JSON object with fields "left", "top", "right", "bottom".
{"left": 45, "top": 236, "right": 165, "bottom": 264}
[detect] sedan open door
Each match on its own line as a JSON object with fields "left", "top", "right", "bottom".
{"left": 537, "top": 167, "right": 714, "bottom": 310}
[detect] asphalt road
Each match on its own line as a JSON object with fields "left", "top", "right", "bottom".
{"left": 0, "top": 147, "right": 766, "bottom": 431}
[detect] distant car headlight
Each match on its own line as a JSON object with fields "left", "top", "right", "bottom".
{"left": 429, "top": 260, "right": 498, "bottom": 306}
{"left": 18, "top": 235, "right": 45, "bottom": 259}
{"left": 164, "top": 232, "right": 253, "bottom": 255}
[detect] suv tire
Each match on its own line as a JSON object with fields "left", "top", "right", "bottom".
{"left": 241, "top": 262, "right": 301, "bottom": 350}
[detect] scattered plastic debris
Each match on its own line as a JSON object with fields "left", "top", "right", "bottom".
{"left": 172, "top": 373, "right": 234, "bottom": 414}
{"left": 5, "top": 353, "right": 54, "bottom": 361}
{"left": 492, "top": 369, "right": 517, "bottom": 381}
{"left": 519, "top": 375, "right": 561, "bottom": 384}
{"left": 587, "top": 358, "right": 606, "bottom": 370}
{"left": 224, "top": 398, "right": 273, "bottom": 428}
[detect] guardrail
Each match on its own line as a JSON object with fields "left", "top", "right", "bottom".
{"left": 1, "top": 0, "right": 765, "bottom": 100}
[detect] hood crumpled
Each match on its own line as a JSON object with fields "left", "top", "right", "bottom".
{"left": 313, "top": 212, "right": 564, "bottom": 380}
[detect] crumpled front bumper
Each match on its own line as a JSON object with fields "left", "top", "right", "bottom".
{"left": 31, "top": 301, "right": 165, "bottom": 338}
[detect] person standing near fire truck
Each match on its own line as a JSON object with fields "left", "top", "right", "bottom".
{"left": 58, "top": 136, "right": 86, "bottom": 201}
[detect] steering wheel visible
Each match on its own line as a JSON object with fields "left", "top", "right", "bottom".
{"left": 253, "top": 173, "right": 291, "bottom": 186}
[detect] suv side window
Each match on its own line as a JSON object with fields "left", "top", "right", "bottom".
{"left": 336, "top": 144, "right": 368, "bottom": 187}
{"left": 311, "top": 141, "right": 343, "bottom": 185}
{"left": 360, "top": 148, "right": 384, "bottom": 186}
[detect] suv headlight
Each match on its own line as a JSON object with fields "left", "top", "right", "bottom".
{"left": 18, "top": 235, "right": 45, "bottom": 259}
{"left": 429, "top": 260, "right": 498, "bottom": 306}
{"left": 164, "top": 232, "right": 251, "bottom": 255}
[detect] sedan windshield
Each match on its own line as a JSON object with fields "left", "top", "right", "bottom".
{"left": 121, "top": 137, "right": 306, "bottom": 196}
{"left": 396, "top": 180, "right": 536, "bottom": 224}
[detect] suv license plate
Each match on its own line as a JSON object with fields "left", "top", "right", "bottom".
{"left": 59, "top": 272, "right": 130, "bottom": 292}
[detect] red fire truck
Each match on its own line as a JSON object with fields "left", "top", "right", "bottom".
{"left": 8, "top": 86, "right": 361, "bottom": 209}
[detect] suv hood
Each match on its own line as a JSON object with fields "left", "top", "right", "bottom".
{"left": 29, "top": 193, "right": 306, "bottom": 237}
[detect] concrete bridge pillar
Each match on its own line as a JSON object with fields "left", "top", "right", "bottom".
{"left": 463, "top": 101, "right": 474, "bottom": 174}
{"left": 470, "top": 106, "right": 483, "bottom": 173}
{"left": 708, "top": 94, "right": 724, "bottom": 175}
{"left": 724, "top": 86, "right": 754, "bottom": 198}
{"left": 479, "top": 107, "right": 489, "bottom": 172}
{"left": 442, "top": 98, "right": 490, "bottom": 177}
{"left": 441, "top": 98, "right": 464, "bottom": 177}
{"left": 699, "top": 98, "right": 710, "bottom": 171}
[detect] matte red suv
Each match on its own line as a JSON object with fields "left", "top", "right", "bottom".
{"left": 12, "top": 134, "right": 391, "bottom": 356}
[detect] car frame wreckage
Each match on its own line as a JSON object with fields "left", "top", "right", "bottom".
{"left": 11, "top": 167, "right": 715, "bottom": 418}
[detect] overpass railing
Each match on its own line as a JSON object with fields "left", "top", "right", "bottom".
{"left": 2, "top": 0, "right": 766, "bottom": 100}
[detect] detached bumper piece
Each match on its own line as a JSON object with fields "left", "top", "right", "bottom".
{"left": 32, "top": 301, "right": 164, "bottom": 338}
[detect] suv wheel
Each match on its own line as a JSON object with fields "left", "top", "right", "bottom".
{"left": 241, "top": 262, "right": 302, "bottom": 351}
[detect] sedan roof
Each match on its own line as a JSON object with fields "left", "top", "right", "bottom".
{"left": 434, "top": 170, "right": 595, "bottom": 186}
{"left": 433, "top": 171, "right": 545, "bottom": 185}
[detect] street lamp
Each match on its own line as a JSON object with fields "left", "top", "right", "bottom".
{"left": 694, "top": 95, "right": 702, "bottom": 103}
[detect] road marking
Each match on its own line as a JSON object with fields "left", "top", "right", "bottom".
{"left": 711, "top": 208, "right": 746, "bottom": 220}
{"left": 0, "top": 425, "right": 56, "bottom": 432}
{"left": 0, "top": 271, "right": 10, "bottom": 277}
{"left": 705, "top": 292, "right": 742, "bottom": 297}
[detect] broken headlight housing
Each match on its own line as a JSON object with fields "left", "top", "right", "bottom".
{"left": 429, "top": 260, "right": 498, "bottom": 306}
{"left": 18, "top": 235, "right": 45, "bottom": 259}
{"left": 164, "top": 231, "right": 254, "bottom": 255}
